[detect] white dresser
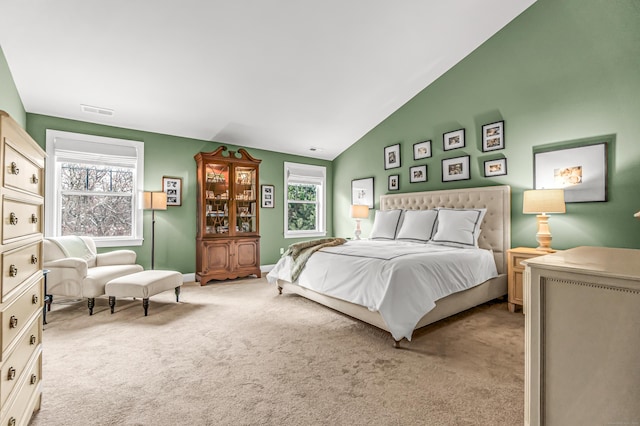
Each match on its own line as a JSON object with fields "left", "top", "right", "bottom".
{"left": 0, "top": 111, "right": 45, "bottom": 426}
{"left": 523, "top": 246, "right": 640, "bottom": 426}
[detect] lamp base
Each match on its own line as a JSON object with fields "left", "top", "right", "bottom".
{"left": 354, "top": 219, "right": 362, "bottom": 240}
{"left": 535, "top": 214, "right": 555, "bottom": 252}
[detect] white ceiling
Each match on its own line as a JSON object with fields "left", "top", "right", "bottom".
{"left": 0, "top": 1, "right": 535, "bottom": 160}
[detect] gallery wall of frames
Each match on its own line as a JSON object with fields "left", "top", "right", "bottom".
{"left": 381, "top": 120, "right": 506, "bottom": 191}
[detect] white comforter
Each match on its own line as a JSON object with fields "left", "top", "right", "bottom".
{"left": 267, "top": 240, "right": 498, "bottom": 341}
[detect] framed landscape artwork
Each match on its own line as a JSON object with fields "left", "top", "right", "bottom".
{"left": 442, "top": 155, "right": 470, "bottom": 182}
{"left": 443, "top": 129, "right": 465, "bottom": 151}
{"left": 484, "top": 158, "right": 507, "bottom": 177}
{"left": 534, "top": 142, "right": 607, "bottom": 202}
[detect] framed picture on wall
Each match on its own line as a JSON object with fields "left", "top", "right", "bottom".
{"left": 534, "top": 142, "right": 607, "bottom": 202}
{"left": 384, "top": 143, "right": 401, "bottom": 170}
{"left": 482, "top": 121, "right": 505, "bottom": 152}
{"left": 162, "top": 176, "right": 182, "bottom": 206}
{"left": 484, "top": 158, "right": 507, "bottom": 177}
{"left": 413, "top": 140, "right": 432, "bottom": 160}
{"left": 409, "top": 165, "right": 427, "bottom": 183}
{"left": 261, "top": 184, "right": 275, "bottom": 208}
{"left": 351, "top": 177, "right": 374, "bottom": 208}
{"left": 388, "top": 174, "right": 399, "bottom": 191}
{"left": 443, "top": 129, "right": 465, "bottom": 151}
{"left": 442, "top": 155, "right": 470, "bottom": 182}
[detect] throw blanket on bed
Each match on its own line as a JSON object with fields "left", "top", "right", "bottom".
{"left": 285, "top": 237, "right": 347, "bottom": 282}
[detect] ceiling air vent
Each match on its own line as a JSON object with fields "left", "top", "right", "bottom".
{"left": 81, "top": 104, "right": 114, "bottom": 116}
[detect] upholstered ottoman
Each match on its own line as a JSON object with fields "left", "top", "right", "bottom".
{"left": 105, "top": 270, "right": 183, "bottom": 316}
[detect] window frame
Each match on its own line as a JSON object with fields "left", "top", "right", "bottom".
{"left": 45, "top": 130, "right": 145, "bottom": 247}
{"left": 283, "top": 162, "right": 326, "bottom": 239}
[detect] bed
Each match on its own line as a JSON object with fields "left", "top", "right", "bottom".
{"left": 267, "top": 185, "right": 511, "bottom": 346}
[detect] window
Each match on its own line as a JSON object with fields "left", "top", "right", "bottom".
{"left": 45, "top": 130, "right": 144, "bottom": 247}
{"left": 284, "top": 162, "right": 326, "bottom": 238}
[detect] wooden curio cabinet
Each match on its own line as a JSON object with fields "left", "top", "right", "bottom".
{"left": 195, "top": 146, "right": 261, "bottom": 284}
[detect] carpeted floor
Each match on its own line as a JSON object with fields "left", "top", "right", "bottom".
{"left": 31, "top": 278, "right": 524, "bottom": 426}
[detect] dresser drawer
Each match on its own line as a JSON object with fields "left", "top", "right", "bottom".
{"left": 0, "top": 352, "right": 41, "bottom": 426}
{"left": 0, "top": 318, "right": 41, "bottom": 406}
{"left": 0, "top": 279, "right": 42, "bottom": 355}
{"left": 1, "top": 243, "right": 41, "bottom": 303}
{"left": 3, "top": 144, "right": 44, "bottom": 197}
{"left": 1, "top": 198, "right": 42, "bottom": 244}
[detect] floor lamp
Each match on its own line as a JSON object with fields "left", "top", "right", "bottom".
{"left": 144, "top": 191, "right": 167, "bottom": 269}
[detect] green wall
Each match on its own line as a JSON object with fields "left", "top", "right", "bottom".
{"left": 26, "top": 114, "right": 333, "bottom": 272}
{"left": 0, "top": 45, "right": 26, "bottom": 126}
{"left": 333, "top": 0, "right": 640, "bottom": 250}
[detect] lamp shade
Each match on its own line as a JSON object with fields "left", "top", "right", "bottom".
{"left": 350, "top": 204, "right": 369, "bottom": 219}
{"left": 523, "top": 189, "right": 566, "bottom": 214}
{"left": 144, "top": 191, "right": 168, "bottom": 210}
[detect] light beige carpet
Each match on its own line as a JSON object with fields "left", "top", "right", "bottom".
{"left": 31, "top": 278, "right": 524, "bottom": 426}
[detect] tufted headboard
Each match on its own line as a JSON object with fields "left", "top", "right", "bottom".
{"left": 379, "top": 185, "right": 511, "bottom": 275}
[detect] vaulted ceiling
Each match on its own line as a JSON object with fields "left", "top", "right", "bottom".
{"left": 0, "top": 1, "right": 536, "bottom": 160}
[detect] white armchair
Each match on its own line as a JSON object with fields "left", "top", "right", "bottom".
{"left": 43, "top": 236, "right": 144, "bottom": 315}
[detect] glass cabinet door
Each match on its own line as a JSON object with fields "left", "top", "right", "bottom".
{"left": 234, "top": 166, "right": 257, "bottom": 234}
{"left": 205, "top": 163, "right": 230, "bottom": 235}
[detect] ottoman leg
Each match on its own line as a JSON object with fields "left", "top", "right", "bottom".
{"left": 175, "top": 286, "right": 180, "bottom": 302}
{"left": 88, "top": 298, "right": 95, "bottom": 316}
{"left": 143, "top": 298, "right": 149, "bottom": 316}
{"left": 109, "top": 296, "right": 116, "bottom": 314}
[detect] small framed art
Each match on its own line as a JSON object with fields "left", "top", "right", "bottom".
{"left": 484, "top": 158, "right": 507, "bottom": 177}
{"left": 261, "top": 184, "right": 275, "bottom": 208}
{"left": 482, "top": 121, "right": 505, "bottom": 152}
{"left": 162, "top": 176, "right": 182, "bottom": 206}
{"left": 413, "top": 140, "right": 432, "bottom": 160}
{"left": 384, "top": 143, "right": 401, "bottom": 170}
{"left": 388, "top": 175, "right": 399, "bottom": 191}
{"left": 442, "top": 155, "right": 470, "bottom": 182}
{"left": 443, "top": 129, "right": 465, "bottom": 151}
{"left": 410, "top": 165, "right": 427, "bottom": 183}
{"left": 351, "top": 177, "right": 374, "bottom": 208}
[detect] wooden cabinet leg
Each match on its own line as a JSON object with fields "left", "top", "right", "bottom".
{"left": 508, "top": 302, "right": 516, "bottom": 313}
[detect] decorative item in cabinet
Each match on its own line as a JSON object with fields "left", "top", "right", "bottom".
{"left": 195, "top": 146, "right": 261, "bottom": 284}
{"left": 0, "top": 111, "right": 45, "bottom": 424}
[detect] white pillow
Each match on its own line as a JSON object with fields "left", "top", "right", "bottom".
{"left": 370, "top": 209, "right": 403, "bottom": 240}
{"left": 395, "top": 210, "right": 438, "bottom": 243}
{"left": 430, "top": 208, "right": 487, "bottom": 248}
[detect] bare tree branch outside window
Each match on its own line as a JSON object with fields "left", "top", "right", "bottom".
{"left": 60, "top": 164, "right": 134, "bottom": 237}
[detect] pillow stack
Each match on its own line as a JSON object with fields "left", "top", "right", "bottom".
{"left": 368, "top": 207, "right": 486, "bottom": 248}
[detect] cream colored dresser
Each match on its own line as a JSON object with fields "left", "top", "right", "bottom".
{"left": 523, "top": 246, "right": 640, "bottom": 426}
{"left": 0, "top": 111, "right": 45, "bottom": 426}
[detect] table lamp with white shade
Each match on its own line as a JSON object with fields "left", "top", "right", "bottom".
{"left": 350, "top": 204, "right": 369, "bottom": 240}
{"left": 522, "top": 189, "right": 566, "bottom": 252}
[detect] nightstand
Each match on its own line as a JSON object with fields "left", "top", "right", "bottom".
{"left": 507, "top": 247, "right": 553, "bottom": 313}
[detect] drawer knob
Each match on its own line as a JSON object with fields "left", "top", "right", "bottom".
{"left": 31, "top": 254, "right": 38, "bottom": 264}
{"left": 9, "top": 212, "right": 18, "bottom": 225}
{"left": 9, "top": 316, "right": 18, "bottom": 328}
{"left": 30, "top": 334, "right": 37, "bottom": 345}
{"left": 10, "top": 162, "right": 19, "bottom": 175}
{"left": 32, "top": 294, "right": 39, "bottom": 304}
{"left": 30, "top": 214, "right": 38, "bottom": 224}
{"left": 31, "top": 174, "right": 39, "bottom": 184}
{"left": 7, "top": 367, "right": 16, "bottom": 380}
{"left": 8, "top": 417, "right": 16, "bottom": 426}
{"left": 30, "top": 374, "right": 37, "bottom": 384}
{"left": 9, "top": 264, "right": 18, "bottom": 277}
